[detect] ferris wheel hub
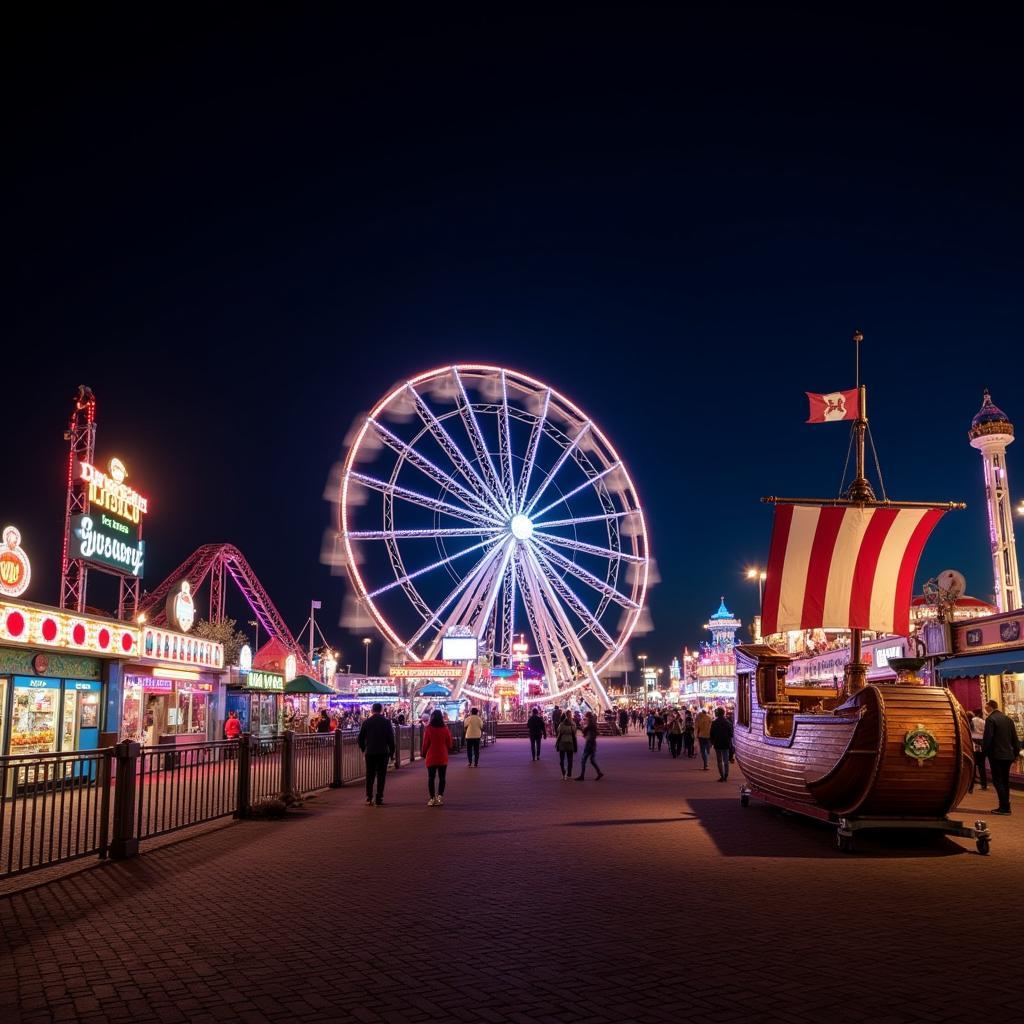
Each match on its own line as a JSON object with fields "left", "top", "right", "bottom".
{"left": 510, "top": 514, "right": 534, "bottom": 541}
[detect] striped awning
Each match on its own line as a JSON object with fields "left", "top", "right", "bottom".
{"left": 761, "top": 504, "right": 946, "bottom": 637}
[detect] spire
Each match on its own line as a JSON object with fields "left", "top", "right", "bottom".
{"left": 970, "top": 388, "right": 1013, "bottom": 440}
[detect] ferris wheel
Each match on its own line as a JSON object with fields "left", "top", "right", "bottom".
{"left": 337, "top": 365, "right": 650, "bottom": 708}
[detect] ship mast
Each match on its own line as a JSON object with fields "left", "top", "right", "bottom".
{"left": 844, "top": 331, "right": 871, "bottom": 694}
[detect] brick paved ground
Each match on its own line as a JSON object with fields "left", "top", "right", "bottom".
{"left": 2, "top": 733, "right": 1021, "bottom": 1024}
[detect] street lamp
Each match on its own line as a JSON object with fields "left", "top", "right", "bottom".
{"left": 249, "top": 619, "right": 260, "bottom": 651}
{"left": 638, "top": 654, "right": 648, "bottom": 702}
{"left": 746, "top": 567, "right": 767, "bottom": 605}
{"left": 362, "top": 637, "right": 372, "bottom": 676}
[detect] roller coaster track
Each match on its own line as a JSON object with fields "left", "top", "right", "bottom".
{"left": 138, "top": 544, "right": 309, "bottom": 669}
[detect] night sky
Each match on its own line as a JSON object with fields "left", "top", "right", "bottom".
{"left": 6, "top": 8, "right": 1024, "bottom": 675}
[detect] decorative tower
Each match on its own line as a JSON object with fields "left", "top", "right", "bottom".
{"left": 705, "top": 597, "right": 741, "bottom": 650}
{"left": 969, "top": 390, "right": 1021, "bottom": 613}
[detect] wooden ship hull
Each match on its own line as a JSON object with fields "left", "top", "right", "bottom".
{"left": 733, "top": 645, "right": 974, "bottom": 822}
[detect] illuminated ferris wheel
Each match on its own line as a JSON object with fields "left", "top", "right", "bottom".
{"left": 337, "top": 365, "right": 650, "bottom": 708}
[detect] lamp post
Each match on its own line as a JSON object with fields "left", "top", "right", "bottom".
{"left": 638, "top": 653, "right": 647, "bottom": 702}
{"left": 746, "top": 568, "right": 766, "bottom": 605}
{"left": 362, "top": 637, "right": 372, "bottom": 676}
{"left": 249, "top": 619, "right": 260, "bottom": 651}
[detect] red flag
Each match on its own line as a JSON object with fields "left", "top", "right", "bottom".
{"left": 806, "top": 389, "right": 858, "bottom": 423}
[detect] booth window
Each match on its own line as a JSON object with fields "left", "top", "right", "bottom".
{"left": 737, "top": 672, "right": 751, "bottom": 728}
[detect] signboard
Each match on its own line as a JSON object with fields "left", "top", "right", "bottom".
{"left": 69, "top": 514, "right": 145, "bottom": 577}
{"left": 247, "top": 669, "right": 285, "bottom": 692}
{"left": 141, "top": 627, "right": 224, "bottom": 670}
{"left": 78, "top": 458, "right": 148, "bottom": 524}
{"left": 0, "top": 526, "right": 31, "bottom": 598}
{"left": 955, "top": 610, "right": 1024, "bottom": 653}
{"left": 357, "top": 681, "right": 398, "bottom": 695}
{"left": 441, "top": 635, "right": 479, "bottom": 662}
{"left": 165, "top": 580, "right": 195, "bottom": 633}
{"left": 390, "top": 661, "right": 464, "bottom": 679}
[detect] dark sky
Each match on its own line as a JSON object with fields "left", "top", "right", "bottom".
{"left": 6, "top": 7, "right": 1023, "bottom": 674}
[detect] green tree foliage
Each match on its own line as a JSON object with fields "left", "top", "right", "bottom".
{"left": 193, "top": 618, "right": 250, "bottom": 667}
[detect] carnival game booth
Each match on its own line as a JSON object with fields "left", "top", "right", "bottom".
{"left": 119, "top": 623, "right": 226, "bottom": 746}
{"left": 283, "top": 674, "right": 337, "bottom": 733}
{"left": 937, "top": 608, "right": 1024, "bottom": 784}
{"left": 225, "top": 668, "right": 285, "bottom": 739}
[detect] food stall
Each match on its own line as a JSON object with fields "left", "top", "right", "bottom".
{"left": 283, "top": 674, "right": 338, "bottom": 732}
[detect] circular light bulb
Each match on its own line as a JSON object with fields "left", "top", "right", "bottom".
{"left": 510, "top": 514, "right": 534, "bottom": 541}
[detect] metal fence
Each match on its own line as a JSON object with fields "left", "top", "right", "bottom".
{"left": 0, "top": 748, "right": 112, "bottom": 878}
{"left": 0, "top": 723, "right": 457, "bottom": 880}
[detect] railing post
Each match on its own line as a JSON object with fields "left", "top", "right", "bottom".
{"left": 109, "top": 741, "right": 140, "bottom": 860}
{"left": 393, "top": 726, "right": 402, "bottom": 770}
{"left": 98, "top": 747, "right": 113, "bottom": 860}
{"left": 331, "top": 728, "right": 343, "bottom": 788}
{"left": 235, "top": 733, "right": 252, "bottom": 818}
{"left": 282, "top": 730, "right": 295, "bottom": 801}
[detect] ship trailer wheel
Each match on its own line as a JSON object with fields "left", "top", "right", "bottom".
{"left": 836, "top": 831, "right": 854, "bottom": 854}
{"left": 976, "top": 836, "right": 990, "bottom": 856}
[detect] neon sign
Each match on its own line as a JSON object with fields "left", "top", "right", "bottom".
{"left": 70, "top": 515, "right": 145, "bottom": 577}
{"left": 0, "top": 599, "right": 137, "bottom": 656}
{"left": 142, "top": 627, "right": 224, "bottom": 670}
{"left": 247, "top": 669, "right": 284, "bottom": 692}
{"left": 0, "top": 526, "right": 31, "bottom": 598}
{"left": 79, "top": 459, "right": 148, "bottom": 525}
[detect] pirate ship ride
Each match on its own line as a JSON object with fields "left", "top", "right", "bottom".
{"left": 735, "top": 334, "right": 988, "bottom": 853}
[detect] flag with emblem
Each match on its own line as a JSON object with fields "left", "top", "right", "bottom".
{"left": 806, "top": 389, "right": 858, "bottom": 423}
{"left": 760, "top": 504, "right": 947, "bottom": 636}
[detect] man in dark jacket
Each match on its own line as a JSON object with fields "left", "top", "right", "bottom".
{"left": 552, "top": 705, "right": 563, "bottom": 733}
{"left": 358, "top": 702, "right": 396, "bottom": 806}
{"left": 526, "top": 707, "right": 548, "bottom": 761}
{"left": 982, "top": 699, "right": 1021, "bottom": 815}
{"left": 708, "top": 707, "right": 734, "bottom": 782}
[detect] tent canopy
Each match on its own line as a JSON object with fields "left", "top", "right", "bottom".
{"left": 284, "top": 675, "right": 336, "bottom": 694}
{"left": 936, "top": 651, "right": 1024, "bottom": 679}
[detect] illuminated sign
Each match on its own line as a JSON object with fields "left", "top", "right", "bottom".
{"left": 247, "top": 669, "right": 284, "bottom": 692}
{"left": 357, "top": 681, "right": 398, "bottom": 695}
{"left": 441, "top": 635, "right": 478, "bottom": 662}
{"left": 165, "top": 580, "right": 195, "bottom": 633}
{"left": 141, "top": 627, "right": 224, "bottom": 670}
{"left": 873, "top": 644, "right": 905, "bottom": 669}
{"left": 79, "top": 459, "right": 149, "bottom": 525}
{"left": 70, "top": 515, "right": 145, "bottom": 577}
{"left": 239, "top": 644, "right": 252, "bottom": 671}
{"left": 0, "top": 526, "right": 31, "bottom": 598}
{"left": 390, "top": 661, "right": 464, "bottom": 679}
{"left": 0, "top": 600, "right": 137, "bottom": 657}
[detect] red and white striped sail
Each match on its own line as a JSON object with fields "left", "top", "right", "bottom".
{"left": 760, "top": 505, "right": 946, "bottom": 637}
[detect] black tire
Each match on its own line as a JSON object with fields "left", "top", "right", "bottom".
{"left": 837, "top": 833, "right": 854, "bottom": 853}
{"left": 976, "top": 837, "right": 990, "bottom": 856}
{"left": 740, "top": 793, "right": 750, "bottom": 807}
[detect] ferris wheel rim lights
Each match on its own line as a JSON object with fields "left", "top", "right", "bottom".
{"left": 339, "top": 364, "right": 650, "bottom": 694}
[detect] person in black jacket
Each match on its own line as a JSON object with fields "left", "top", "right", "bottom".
{"left": 358, "top": 702, "right": 396, "bottom": 806}
{"left": 982, "top": 699, "right": 1022, "bottom": 815}
{"left": 708, "top": 707, "right": 734, "bottom": 782}
{"left": 526, "top": 707, "right": 548, "bottom": 761}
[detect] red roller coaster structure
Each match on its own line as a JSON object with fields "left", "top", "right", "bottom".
{"left": 138, "top": 544, "right": 310, "bottom": 670}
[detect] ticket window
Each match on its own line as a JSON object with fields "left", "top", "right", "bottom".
{"left": 10, "top": 677, "right": 60, "bottom": 755}
{"left": 62, "top": 681, "right": 102, "bottom": 752}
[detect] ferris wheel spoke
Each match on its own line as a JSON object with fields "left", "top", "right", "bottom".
{"left": 532, "top": 510, "right": 636, "bottom": 530}
{"left": 348, "top": 527, "right": 504, "bottom": 540}
{"left": 532, "top": 538, "right": 639, "bottom": 610}
{"left": 408, "top": 543, "right": 504, "bottom": 649}
{"left": 529, "top": 461, "right": 620, "bottom": 522}
{"left": 529, "top": 545, "right": 616, "bottom": 649}
{"left": 366, "top": 535, "right": 505, "bottom": 600}
{"left": 406, "top": 384, "right": 507, "bottom": 517}
{"left": 523, "top": 546, "right": 594, "bottom": 664}
{"left": 515, "top": 388, "right": 550, "bottom": 511}
{"left": 497, "top": 370, "right": 516, "bottom": 504}
{"left": 348, "top": 471, "right": 502, "bottom": 528}
{"left": 500, "top": 557, "right": 516, "bottom": 666}
{"left": 517, "top": 557, "right": 573, "bottom": 683}
{"left": 452, "top": 367, "right": 512, "bottom": 513}
{"left": 369, "top": 418, "right": 501, "bottom": 520}
{"left": 522, "top": 422, "right": 592, "bottom": 516}
{"left": 531, "top": 530, "right": 645, "bottom": 565}
{"left": 471, "top": 539, "right": 515, "bottom": 638}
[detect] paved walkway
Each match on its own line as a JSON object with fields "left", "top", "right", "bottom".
{"left": 2, "top": 734, "right": 1021, "bottom": 1024}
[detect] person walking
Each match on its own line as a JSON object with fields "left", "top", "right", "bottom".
{"left": 555, "top": 713, "right": 578, "bottom": 780}
{"left": 618, "top": 707, "right": 629, "bottom": 735}
{"left": 982, "top": 699, "right": 1021, "bottom": 815}
{"left": 695, "top": 707, "right": 713, "bottom": 770}
{"left": 357, "top": 702, "right": 396, "bottom": 806}
{"left": 552, "top": 704, "right": 563, "bottom": 734}
{"left": 683, "top": 710, "right": 695, "bottom": 758}
{"left": 709, "top": 707, "right": 734, "bottom": 781}
{"left": 527, "top": 707, "right": 548, "bottom": 761}
{"left": 645, "top": 710, "right": 656, "bottom": 750}
{"left": 668, "top": 711, "right": 683, "bottom": 758}
{"left": 421, "top": 709, "right": 454, "bottom": 806}
{"left": 653, "top": 712, "right": 665, "bottom": 751}
{"left": 463, "top": 706, "right": 484, "bottom": 767}
{"left": 576, "top": 711, "right": 604, "bottom": 781}
{"left": 969, "top": 708, "right": 987, "bottom": 793}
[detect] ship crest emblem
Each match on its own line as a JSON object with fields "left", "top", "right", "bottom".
{"left": 903, "top": 723, "right": 939, "bottom": 766}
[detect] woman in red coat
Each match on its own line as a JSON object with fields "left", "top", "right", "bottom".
{"left": 421, "top": 709, "right": 453, "bottom": 806}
